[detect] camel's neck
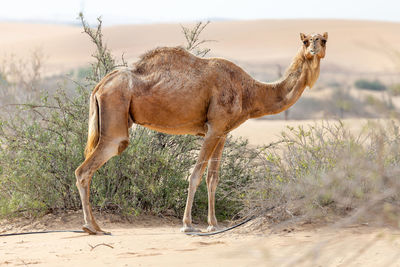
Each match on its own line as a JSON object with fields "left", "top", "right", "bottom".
{"left": 248, "top": 49, "right": 321, "bottom": 118}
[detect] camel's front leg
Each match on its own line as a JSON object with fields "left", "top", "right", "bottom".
{"left": 206, "top": 136, "right": 226, "bottom": 232}
{"left": 181, "top": 131, "right": 224, "bottom": 232}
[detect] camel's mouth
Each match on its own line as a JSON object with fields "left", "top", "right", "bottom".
{"left": 309, "top": 48, "right": 320, "bottom": 55}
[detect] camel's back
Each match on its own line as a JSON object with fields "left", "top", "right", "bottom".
{"left": 132, "top": 47, "right": 208, "bottom": 76}
{"left": 132, "top": 46, "right": 254, "bottom": 93}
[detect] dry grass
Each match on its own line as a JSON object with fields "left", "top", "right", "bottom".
{"left": 237, "top": 119, "right": 400, "bottom": 229}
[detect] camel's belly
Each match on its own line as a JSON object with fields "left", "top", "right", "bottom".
{"left": 136, "top": 121, "right": 207, "bottom": 136}
{"left": 131, "top": 94, "right": 209, "bottom": 136}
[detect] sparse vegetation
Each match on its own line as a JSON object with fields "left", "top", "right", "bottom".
{"left": 239, "top": 121, "right": 400, "bottom": 226}
{"left": 354, "top": 79, "right": 386, "bottom": 91}
{"left": 181, "top": 21, "right": 213, "bottom": 57}
{"left": 0, "top": 49, "right": 44, "bottom": 104}
{"left": 388, "top": 83, "right": 400, "bottom": 96}
{"left": 333, "top": 87, "right": 353, "bottom": 118}
{"left": 78, "top": 13, "right": 127, "bottom": 83}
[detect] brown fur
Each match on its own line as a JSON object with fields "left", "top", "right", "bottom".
{"left": 75, "top": 32, "right": 328, "bottom": 234}
{"left": 84, "top": 69, "right": 121, "bottom": 158}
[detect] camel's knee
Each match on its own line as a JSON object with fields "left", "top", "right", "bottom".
{"left": 75, "top": 166, "right": 84, "bottom": 181}
{"left": 206, "top": 169, "right": 219, "bottom": 186}
{"left": 75, "top": 139, "right": 125, "bottom": 187}
{"left": 75, "top": 173, "right": 85, "bottom": 188}
{"left": 206, "top": 175, "right": 212, "bottom": 185}
{"left": 75, "top": 166, "right": 90, "bottom": 188}
{"left": 104, "top": 138, "right": 129, "bottom": 156}
{"left": 188, "top": 174, "right": 203, "bottom": 190}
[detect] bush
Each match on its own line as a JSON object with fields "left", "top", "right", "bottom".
{"left": 240, "top": 121, "right": 400, "bottom": 225}
{"left": 0, "top": 88, "right": 89, "bottom": 216}
{"left": 354, "top": 79, "right": 386, "bottom": 91}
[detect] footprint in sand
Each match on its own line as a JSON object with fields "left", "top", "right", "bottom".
{"left": 192, "top": 241, "right": 226, "bottom": 246}
{"left": 175, "top": 248, "right": 197, "bottom": 252}
{"left": 119, "top": 252, "right": 163, "bottom": 257}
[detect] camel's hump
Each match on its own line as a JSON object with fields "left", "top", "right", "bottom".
{"left": 137, "top": 46, "right": 194, "bottom": 63}
{"left": 132, "top": 46, "right": 202, "bottom": 74}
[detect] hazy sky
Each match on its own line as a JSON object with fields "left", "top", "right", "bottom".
{"left": 1, "top": 0, "right": 399, "bottom": 25}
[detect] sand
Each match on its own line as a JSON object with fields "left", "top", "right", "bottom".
{"left": 1, "top": 213, "right": 400, "bottom": 267}
{"left": 230, "top": 118, "right": 378, "bottom": 146}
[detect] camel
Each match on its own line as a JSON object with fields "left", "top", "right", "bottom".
{"left": 75, "top": 32, "right": 328, "bottom": 234}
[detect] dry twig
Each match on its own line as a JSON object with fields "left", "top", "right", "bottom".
{"left": 88, "top": 243, "right": 114, "bottom": 251}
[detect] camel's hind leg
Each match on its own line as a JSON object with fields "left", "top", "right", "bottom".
{"left": 75, "top": 95, "right": 130, "bottom": 235}
{"left": 206, "top": 136, "right": 226, "bottom": 232}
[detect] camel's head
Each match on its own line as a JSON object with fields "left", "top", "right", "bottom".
{"left": 300, "top": 32, "right": 328, "bottom": 59}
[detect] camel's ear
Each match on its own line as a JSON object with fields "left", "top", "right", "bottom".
{"left": 323, "top": 32, "right": 328, "bottom": 41}
{"left": 300, "top": 33, "right": 307, "bottom": 41}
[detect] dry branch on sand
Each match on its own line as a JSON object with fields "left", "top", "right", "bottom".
{"left": 88, "top": 242, "right": 114, "bottom": 251}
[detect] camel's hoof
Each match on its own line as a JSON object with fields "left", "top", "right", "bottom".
{"left": 82, "top": 225, "right": 110, "bottom": 235}
{"left": 206, "top": 225, "right": 220, "bottom": 232}
{"left": 180, "top": 225, "right": 201, "bottom": 233}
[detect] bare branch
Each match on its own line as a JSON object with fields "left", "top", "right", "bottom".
{"left": 181, "top": 21, "right": 215, "bottom": 57}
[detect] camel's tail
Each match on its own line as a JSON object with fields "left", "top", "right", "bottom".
{"left": 84, "top": 85, "right": 101, "bottom": 159}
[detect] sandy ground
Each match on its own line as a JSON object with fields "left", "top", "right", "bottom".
{"left": 1, "top": 213, "right": 400, "bottom": 267}
{"left": 230, "top": 118, "right": 380, "bottom": 146}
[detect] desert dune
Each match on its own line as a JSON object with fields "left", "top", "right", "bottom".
{"left": 0, "top": 19, "right": 399, "bottom": 75}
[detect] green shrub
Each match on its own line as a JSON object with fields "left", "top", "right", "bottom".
{"left": 354, "top": 79, "right": 386, "bottom": 91}
{"left": 77, "top": 66, "right": 92, "bottom": 81}
{"left": 0, "top": 88, "right": 89, "bottom": 216}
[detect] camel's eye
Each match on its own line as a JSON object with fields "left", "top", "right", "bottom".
{"left": 303, "top": 40, "right": 309, "bottom": 45}
{"left": 321, "top": 39, "right": 327, "bottom": 46}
